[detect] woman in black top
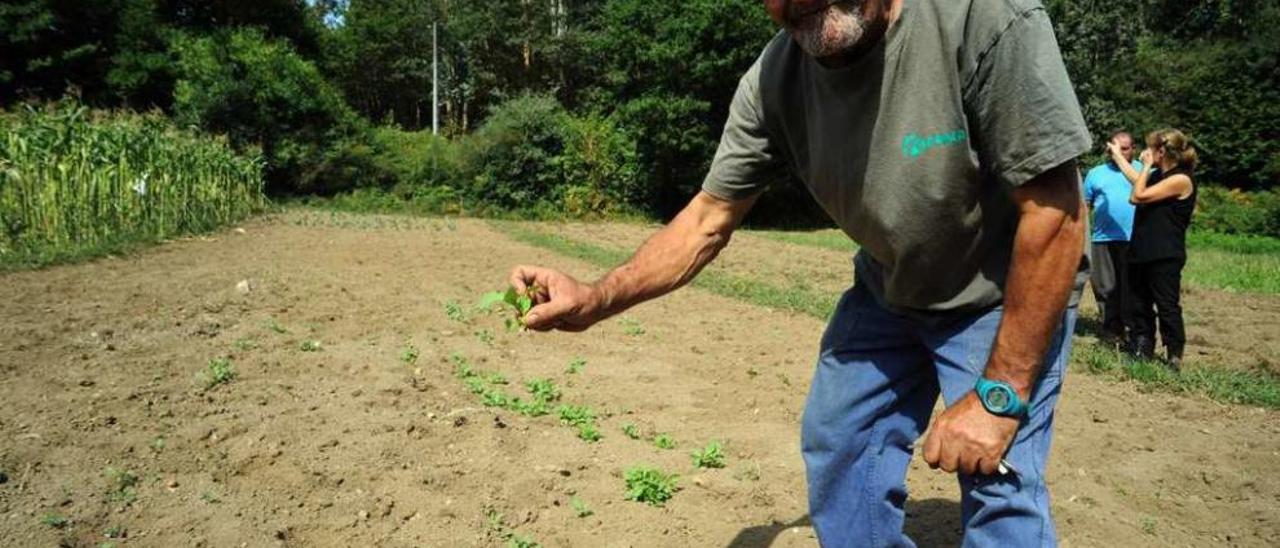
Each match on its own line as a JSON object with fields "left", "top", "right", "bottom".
{"left": 1107, "top": 129, "right": 1198, "bottom": 370}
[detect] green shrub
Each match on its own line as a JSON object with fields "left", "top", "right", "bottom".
{"left": 1196, "top": 186, "right": 1280, "bottom": 238}
{"left": 170, "top": 28, "right": 361, "bottom": 195}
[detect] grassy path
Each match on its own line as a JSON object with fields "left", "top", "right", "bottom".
{"left": 493, "top": 221, "right": 1280, "bottom": 409}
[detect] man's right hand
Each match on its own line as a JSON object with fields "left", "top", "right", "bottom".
{"left": 508, "top": 265, "right": 608, "bottom": 332}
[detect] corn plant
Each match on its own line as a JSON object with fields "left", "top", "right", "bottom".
{"left": 0, "top": 103, "right": 265, "bottom": 267}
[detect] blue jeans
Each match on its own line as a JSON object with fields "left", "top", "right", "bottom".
{"left": 801, "top": 284, "right": 1077, "bottom": 547}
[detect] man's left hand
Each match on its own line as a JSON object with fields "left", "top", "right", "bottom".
{"left": 922, "top": 392, "right": 1021, "bottom": 476}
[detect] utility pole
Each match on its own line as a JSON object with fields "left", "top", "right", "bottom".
{"left": 432, "top": 21, "right": 439, "bottom": 136}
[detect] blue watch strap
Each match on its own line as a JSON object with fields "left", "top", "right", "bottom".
{"left": 975, "top": 378, "right": 1028, "bottom": 418}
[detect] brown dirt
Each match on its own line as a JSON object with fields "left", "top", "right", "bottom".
{"left": 0, "top": 211, "right": 1276, "bottom": 547}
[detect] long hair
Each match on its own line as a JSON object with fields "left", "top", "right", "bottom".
{"left": 1154, "top": 128, "right": 1199, "bottom": 172}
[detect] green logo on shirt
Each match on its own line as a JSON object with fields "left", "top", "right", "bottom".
{"left": 902, "top": 130, "right": 969, "bottom": 159}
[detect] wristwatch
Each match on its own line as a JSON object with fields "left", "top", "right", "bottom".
{"left": 974, "top": 378, "right": 1029, "bottom": 418}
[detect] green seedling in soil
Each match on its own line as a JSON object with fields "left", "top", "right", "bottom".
{"left": 149, "top": 437, "right": 165, "bottom": 452}
{"left": 485, "top": 509, "right": 541, "bottom": 548}
{"left": 1141, "top": 516, "right": 1158, "bottom": 535}
{"left": 620, "top": 317, "right": 646, "bottom": 336}
{"left": 444, "top": 300, "right": 469, "bottom": 323}
{"left": 557, "top": 405, "right": 596, "bottom": 427}
{"left": 103, "top": 525, "right": 126, "bottom": 538}
{"left": 449, "top": 352, "right": 476, "bottom": 378}
{"left": 691, "top": 441, "right": 727, "bottom": 469}
{"left": 621, "top": 423, "right": 641, "bottom": 440}
{"left": 300, "top": 340, "right": 323, "bottom": 352}
{"left": 653, "top": 433, "right": 677, "bottom": 450}
{"left": 400, "top": 344, "right": 419, "bottom": 365}
{"left": 570, "top": 496, "right": 593, "bottom": 518}
{"left": 265, "top": 318, "right": 288, "bottom": 334}
{"left": 464, "top": 377, "right": 488, "bottom": 395}
{"left": 508, "top": 535, "right": 540, "bottom": 548}
{"left": 487, "top": 372, "right": 509, "bottom": 385}
{"left": 624, "top": 466, "right": 680, "bottom": 507}
{"left": 478, "top": 285, "right": 541, "bottom": 332}
{"left": 577, "top": 423, "right": 603, "bottom": 442}
{"left": 200, "top": 490, "right": 221, "bottom": 504}
{"left": 481, "top": 388, "right": 510, "bottom": 408}
{"left": 475, "top": 329, "right": 495, "bottom": 346}
{"left": 233, "top": 337, "right": 257, "bottom": 351}
{"left": 566, "top": 357, "right": 587, "bottom": 374}
{"left": 525, "top": 378, "right": 560, "bottom": 402}
{"left": 105, "top": 467, "right": 139, "bottom": 505}
{"left": 41, "top": 513, "right": 69, "bottom": 529}
{"left": 507, "top": 398, "right": 550, "bottom": 417}
{"left": 200, "top": 358, "right": 236, "bottom": 389}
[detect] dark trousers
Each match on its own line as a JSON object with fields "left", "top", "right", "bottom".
{"left": 1089, "top": 241, "right": 1129, "bottom": 339}
{"left": 1126, "top": 258, "right": 1186, "bottom": 359}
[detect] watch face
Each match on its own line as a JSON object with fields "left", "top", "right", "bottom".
{"left": 987, "top": 388, "right": 1011, "bottom": 411}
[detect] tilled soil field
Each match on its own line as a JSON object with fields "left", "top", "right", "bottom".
{"left": 1, "top": 211, "right": 1276, "bottom": 547}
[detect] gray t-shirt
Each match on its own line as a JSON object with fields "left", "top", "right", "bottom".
{"left": 703, "top": 0, "right": 1092, "bottom": 316}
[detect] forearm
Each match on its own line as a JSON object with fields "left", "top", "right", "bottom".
{"left": 592, "top": 192, "right": 754, "bottom": 318}
{"left": 985, "top": 165, "right": 1085, "bottom": 400}
{"left": 1129, "top": 166, "right": 1153, "bottom": 203}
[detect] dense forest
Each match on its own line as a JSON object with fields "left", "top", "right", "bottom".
{"left": 2, "top": 0, "right": 1278, "bottom": 223}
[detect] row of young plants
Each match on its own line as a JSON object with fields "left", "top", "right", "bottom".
{"left": 436, "top": 286, "right": 731, "bottom": 546}
{"left": 0, "top": 103, "right": 266, "bottom": 269}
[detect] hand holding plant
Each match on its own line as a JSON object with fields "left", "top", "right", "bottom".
{"left": 506, "top": 265, "right": 608, "bottom": 332}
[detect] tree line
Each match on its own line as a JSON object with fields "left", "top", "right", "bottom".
{"left": 2, "top": 0, "right": 1277, "bottom": 221}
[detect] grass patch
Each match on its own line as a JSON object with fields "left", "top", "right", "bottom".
{"left": 1187, "top": 230, "right": 1280, "bottom": 254}
{"left": 1072, "top": 342, "right": 1280, "bottom": 408}
{"left": 1183, "top": 248, "right": 1280, "bottom": 294}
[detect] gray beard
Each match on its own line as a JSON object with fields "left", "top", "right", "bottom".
{"left": 790, "top": 4, "right": 869, "bottom": 59}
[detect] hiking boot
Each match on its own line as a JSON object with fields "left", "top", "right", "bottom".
{"left": 1165, "top": 351, "right": 1183, "bottom": 374}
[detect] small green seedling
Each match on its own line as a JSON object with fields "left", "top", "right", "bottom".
{"left": 481, "top": 389, "right": 510, "bottom": 408}
{"left": 464, "top": 377, "right": 488, "bottom": 395}
{"left": 200, "top": 490, "right": 221, "bottom": 504}
{"left": 41, "top": 513, "right": 68, "bottom": 529}
{"left": 570, "top": 496, "right": 593, "bottom": 518}
{"left": 624, "top": 466, "right": 679, "bottom": 507}
{"left": 149, "top": 437, "right": 165, "bottom": 452}
{"left": 103, "top": 524, "right": 126, "bottom": 538}
{"left": 653, "top": 433, "right": 677, "bottom": 450}
{"left": 233, "top": 337, "right": 257, "bottom": 351}
{"left": 300, "top": 340, "right": 322, "bottom": 352}
{"left": 449, "top": 352, "right": 476, "bottom": 378}
{"left": 566, "top": 357, "right": 587, "bottom": 374}
{"left": 557, "top": 405, "right": 595, "bottom": 427}
{"left": 400, "top": 344, "right": 419, "bottom": 364}
{"left": 621, "top": 423, "right": 641, "bottom": 440}
{"left": 105, "top": 467, "right": 139, "bottom": 505}
{"left": 265, "top": 318, "right": 288, "bottom": 334}
{"left": 691, "top": 440, "right": 726, "bottom": 469}
{"left": 487, "top": 372, "right": 509, "bottom": 385}
{"left": 525, "top": 378, "right": 560, "bottom": 403}
{"left": 479, "top": 285, "right": 541, "bottom": 331}
{"left": 201, "top": 358, "right": 236, "bottom": 389}
{"left": 577, "top": 423, "right": 603, "bottom": 442}
{"left": 444, "top": 300, "right": 468, "bottom": 323}
{"left": 475, "top": 329, "right": 495, "bottom": 346}
{"left": 508, "top": 398, "right": 550, "bottom": 417}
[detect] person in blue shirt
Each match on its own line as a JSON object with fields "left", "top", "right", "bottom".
{"left": 1084, "top": 131, "right": 1141, "bottom": 344}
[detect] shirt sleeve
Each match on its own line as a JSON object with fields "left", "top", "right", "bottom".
{"left": 701, "top": 58, "right": 788, "bottom": 200}
{"left": 963, "top": 8, "right": 1093, "bottom": 188}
